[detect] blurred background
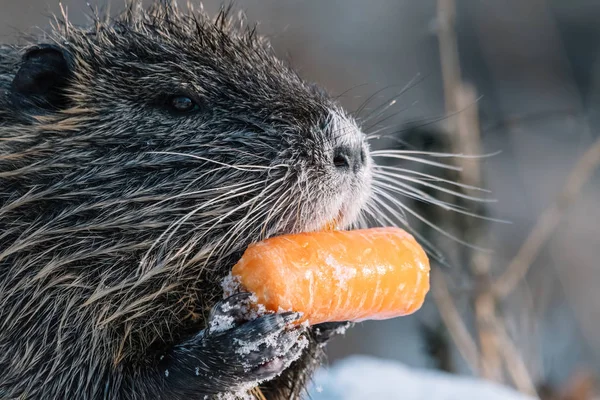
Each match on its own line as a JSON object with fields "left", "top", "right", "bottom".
{"left": 2, "top": 1, "right": 599, "bottom": 398}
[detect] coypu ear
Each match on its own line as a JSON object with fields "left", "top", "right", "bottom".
{"left": 11, "top": 44, "right": 72, "bottom": 111}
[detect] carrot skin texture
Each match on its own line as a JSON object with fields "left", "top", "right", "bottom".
{"left": 231, "top": 227, "right": 430, "bottom": 325}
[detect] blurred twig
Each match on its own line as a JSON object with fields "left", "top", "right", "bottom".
{"left": 494, "top": 137, "right": 600, "bottom": 297}
{"left": 496, "top": 321, "right": 539, "bottom": 394}
{"left": 436, "top": 0, "right": 460, "bottom": 124}
{"left": 482, "top": 108, "right": 579, "bottom": 134}
{"left": 431, "top": 269, "right": 480, "bottom": 374}
{"left": 436, "top": 0, "right": 540, "bottom": 395}
{"left": 437, "top": 0, "right": 504, "bottom": 384}
{"left": 434, "top": 0, "right": 600, "bottom": 395}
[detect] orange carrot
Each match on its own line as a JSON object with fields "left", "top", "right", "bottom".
{"left": 230, "top": 227, "right": 430, "bottom": 325}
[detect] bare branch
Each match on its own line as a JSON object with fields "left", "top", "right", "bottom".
{"left": 494, "top": 137, "right": 600, "bottom": 297}
{"left": 495, "top": 321, "right": 539, "bottom": 395}
{"left": 431, "top": 269, "right": 480, "bottom": 374}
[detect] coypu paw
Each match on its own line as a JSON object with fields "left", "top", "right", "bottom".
{"left": 204, "top": 293, "right": 310, "bottom": 383}
{"left": 158, "top": 293, "right": 309, "bottom": 396}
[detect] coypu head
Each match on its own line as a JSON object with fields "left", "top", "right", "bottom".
{"left": 2, "top": 1, "right": 373, "bottom": 275}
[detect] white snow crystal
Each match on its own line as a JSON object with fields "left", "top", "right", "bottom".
{"left": 215, "top": 390, "right": 255, "bottom": 400}
{"left": 208, "top": 314, "right": 236, "bottom": 333}
{"left": 221, "top": 272, "right": 242, "bottom": 298}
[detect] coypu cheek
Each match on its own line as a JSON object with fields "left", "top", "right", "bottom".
{"left": 330, "top": 166, "right": 373, "bottom": 230}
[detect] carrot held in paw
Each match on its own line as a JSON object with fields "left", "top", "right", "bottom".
{"left": 230, "top": 227, "right": 430, "bottom": 325}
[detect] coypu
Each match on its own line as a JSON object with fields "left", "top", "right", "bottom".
{"left": 0, "top": 1, "right": 372, "bottom": 399}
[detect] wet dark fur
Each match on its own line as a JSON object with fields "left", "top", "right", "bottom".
{"left": 0, "top": 2, "right": 371, "bottom": 399}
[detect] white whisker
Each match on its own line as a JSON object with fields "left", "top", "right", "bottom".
{"left": 372, "top": 178, "right": 507, "bottom": 223}
{"left": 191, "top": 177, "right": 288, "bottom": 268}
{"left": 370, "top": 153, "right": 463, "bottom": 170}
{"left": 372, "top": 186, "right": 490, "bottom": 252}
{"left": 260, "top": 182, "right": 295, "bottom": 237}
{"left": 368, "top": 194, "right": 447, "bottom": 263}
{"left": 357, "top": 74, "right": 422, "bottom": 124}
{"left": 138, "top": 179, "right": 268, "bottom": 272}
{"left": 376, "top": 165, "right": 490, "bottom": 192}
{"left": 372, "top": 177, "right": 466, "bottom": 212}
{"left": 371, "top": 149, "right": 501, "bottom": 159}
{"left": 153, "top": 180, "right": 253, "bottom": 206}
{"left": 375, "top": 169, "right": 496, "bottom": 203}
{"left": 193, "top": 184, "right": 281, "bottom": 264}
{"left": 147, "top": 151, "right": 289, "bottom": 171}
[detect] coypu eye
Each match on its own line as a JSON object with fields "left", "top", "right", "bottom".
{"left": 169, "top": 95, "right": 198, "bottom": 113}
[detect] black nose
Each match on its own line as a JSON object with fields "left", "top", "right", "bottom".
{"left": 333, "top": 145, "right": 366, "bottom": 173}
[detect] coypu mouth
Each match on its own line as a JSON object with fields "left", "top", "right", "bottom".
{"left": 322, "top": 210, "right": 345, "bottom": 231}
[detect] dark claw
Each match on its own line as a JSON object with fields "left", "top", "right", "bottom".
{"left": 232, "top": 312, "right": 301, "bottom": 341}
{"left": 254, "top": 357, "right": 286, "bottom": 380}
{"left": 312, "top": 321, "right": 354, "bottom": 343}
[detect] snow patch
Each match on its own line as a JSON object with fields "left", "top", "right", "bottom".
{"left": 219, "top": 273, "right": 268, "bottom": 322}
{"left": 215, "top": 390, "right": 256, "bottom": 400}
{"left": 306, "top": 355, "right": 536, "bottom": 400}
{"left": 221, "top": 272, "right": 242, "bottom": 298}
